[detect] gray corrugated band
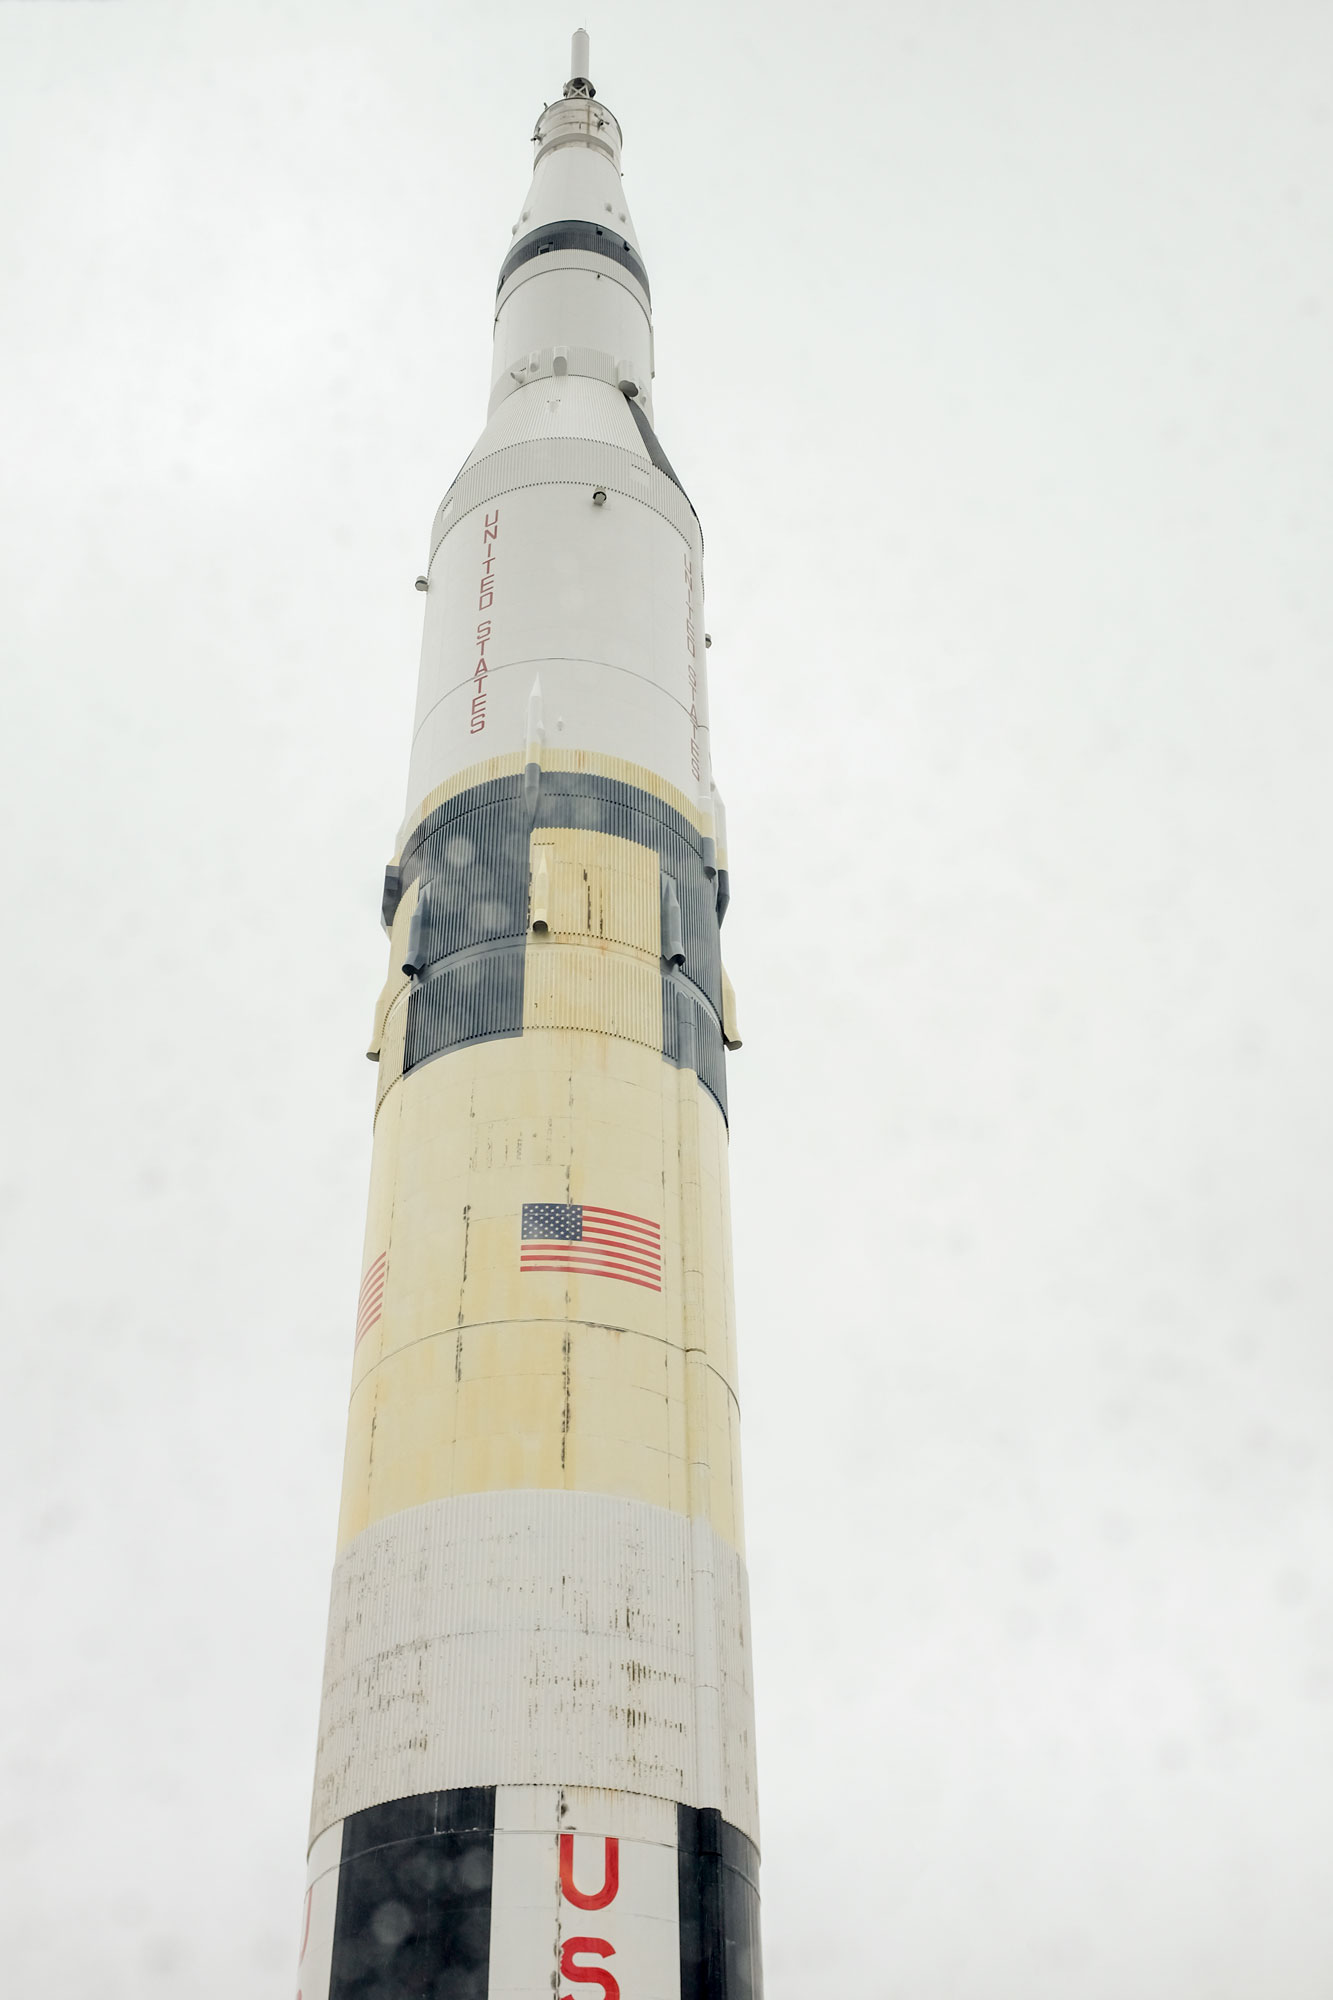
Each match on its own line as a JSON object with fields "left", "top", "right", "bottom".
{"left": 399, "top": 772, "right": 723, "bottom": 1024}
{"left": 700, "top": 836, "right": 716, "bottom": 881}
{"left": 408, "top": 792, "right": 530, "bottom": 968}
{"left": 497, "top": 219, "right": 650, "bottom": 302}
{"left": 523, "top": 760, "right": 541, "bottom": 822}
{"left": 674, "top": 985, "right": 697, "bottom": 1070}
{"left": 662, "top": 972, "right": 728, "bottom": 1124}
{"left": 381, "top": 862, "right": 403, "bottom": 933}
{"left": 403, "top": 879, "right": 431, "bottom": 976}
{"left": 404, "top": 941, "right": 526, "bottom": 1073}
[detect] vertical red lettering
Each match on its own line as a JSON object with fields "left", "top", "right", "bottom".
{"left": 560, "top": 1937, "right": 619, "bottom": 2000}
{"left": 560, "top": 1833, "right": 619, "bottom": 1910}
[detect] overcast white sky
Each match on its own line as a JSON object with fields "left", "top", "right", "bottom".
{"left": 2, "top": 2, "right": 1331, "bottom": 1994}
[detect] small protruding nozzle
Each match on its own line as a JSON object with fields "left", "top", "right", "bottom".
{"left": 523, "top": 675, "right": 545, "bottom": 821}
{"left": 564, "top": 27, "right": 595, "bottom": 98}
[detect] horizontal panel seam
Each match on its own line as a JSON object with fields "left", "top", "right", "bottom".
{"left": 410, "top": 653, "right": 703, "bottom": 755}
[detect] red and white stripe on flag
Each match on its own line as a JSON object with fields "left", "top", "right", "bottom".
{"left": 354, "top": 1252, "right": 387, "bottom": 1346}
{"left": 519, "top": 1202, "right": 662, "bottom": 1292}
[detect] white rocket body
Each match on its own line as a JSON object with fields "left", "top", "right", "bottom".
{"left": 300, "top": 38, "right": 758, "bottom": 2000}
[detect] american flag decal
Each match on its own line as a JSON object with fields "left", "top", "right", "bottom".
{"left": 520, "top": 1202, "right": 662, "bottom": 1291}
{"left": 354, "top": 1251, "right": 387, "bottom": 1346}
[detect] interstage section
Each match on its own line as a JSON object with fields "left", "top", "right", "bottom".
{"left": 377, "top": 768, "right": 729, "bottom": 1120}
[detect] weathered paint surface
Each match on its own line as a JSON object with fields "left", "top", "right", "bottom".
{"left": 312, "top": 1493, "right": 758, "bottom": 1846}
{"left": 303, "top": 34, "right": 761, "bottom": 2000}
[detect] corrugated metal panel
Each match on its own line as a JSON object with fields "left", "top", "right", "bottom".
{"left": 393, "top": 772, "right": 724, "bottom": 1071}
{"left": 403, "top": 746, "right": 705, "bottom": 848}
{"left": 539, "top": 747, "right": 701, "bottom": 829}
{"left": 530, "top": 776, "right": 721, "bottom": 1019}
{"left": 534, "top": 828, "right": 661, "bottom": 957}
{"left": 662, "top": 980, "right": 729, "bottom": 1124}
{"left": 433, "top": 438, "right": 697, "bottom": 558}
{"left": 310, "top": 1491, "right": 759, "bottom": 1848}
{"left": 655, "top": 823, "right": 722, "bottom": 1018}
{"left": 523, "top": 941, "right": 661, "bottom": 1049}
{"left": 415, "top": 795, "right": 530, "bottom": 961}
{"left": 399, "top": 774, "right": 528, "bottom": 881}
{"left": 491, "top": 1785, "right": 677, "bottom": 1843}
{"left": 368, "top": 880, "right": 418, "bottom": 1060}
{"left": 405, "top": 944, "right": 525, "bottom": 1071}
{"left": 397, "top": 751, "right": 523, "bottom": 861}
{"left": 536, "top": 767, "right": 698, "bottom": 840}
{"left": 715, "top": 1548, "right": 760, "bottom": 1847}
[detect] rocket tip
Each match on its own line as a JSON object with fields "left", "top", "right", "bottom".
{"left": 566, "top": 27, "right": 594, "bottom": 97}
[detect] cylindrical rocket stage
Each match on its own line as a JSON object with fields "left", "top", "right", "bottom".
{"left": 299, "top": 37, "right": 761, "bottom": 2000}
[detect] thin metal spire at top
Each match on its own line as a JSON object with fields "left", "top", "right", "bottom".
{"left": 564, "top": 27, "right": 595, "bottom": 98}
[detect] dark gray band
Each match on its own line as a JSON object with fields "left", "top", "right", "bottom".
{"left": 393, "top": 770, "right": 729, "bottom": 1119}
{"left": 327, "top": 1789, "right": 759, "bottom": 1996}
{"left": 497, "top": 219, "right": 650, "bottom": 301}
{"left": 330, "top": 1786, "right": 495, "bottom": 1998}
{"left": 678, "top": 1804, "right": 764, "bottom": 2000}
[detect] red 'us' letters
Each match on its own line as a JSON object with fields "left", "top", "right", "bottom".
{"left": 559, "top": 1835, "right": 620, "bottom": 1999}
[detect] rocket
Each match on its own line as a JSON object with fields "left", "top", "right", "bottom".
{"left": 299, "top": 32, "right": 761, "bottom": 2000}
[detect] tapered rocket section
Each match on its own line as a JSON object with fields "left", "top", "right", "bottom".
{"left": 299, "top": 35, "right": 761, "bottom": 2000}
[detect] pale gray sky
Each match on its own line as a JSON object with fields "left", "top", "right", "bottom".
{"left": 2, "top": 2, "right": 1331, "bottom": 1995}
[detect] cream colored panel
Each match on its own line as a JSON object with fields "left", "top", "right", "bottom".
{"left": 396, "top": 744, "right": 702, "bottom": 864}
{"left": 373, "top": 988, "right": 410, "bottom": 1115}
{"left": 335, "top": 1366, "right": 376, "bottom": 1549}
{"left": 720, "top": 962, "right": 742, "bottom": 1050}
{"left": 693, "top": 1086, "right": 737, "bottom": 1390}
{"left": 367, "top": 876, "right": 417, "bottom": 1060}
{"left": 530, "top": 826, "right": 661, "bottom": 956}
{"left": 538, "top": 745, "right": 702, "bottom": 828}
{"left": 724, "top": 1386, "right": 747, "bottom": 1555}
{"left": 311, "top": 1491, "right": 760, "bottom": 1847}
{"left": 349, "top": 1087, "right": 402, "bottom": 1384}
{"left": 704, "top": 1365, "right": 743, "bottom": 1554}
{"left": 523, "top": 942, "right": 662, "bottom": 1046}
{"left": 338, "top": 1033, "right": 742, "bottom": 1548}
{"left": 337, "top": 1318, "right": 719, "bottom": 1549}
